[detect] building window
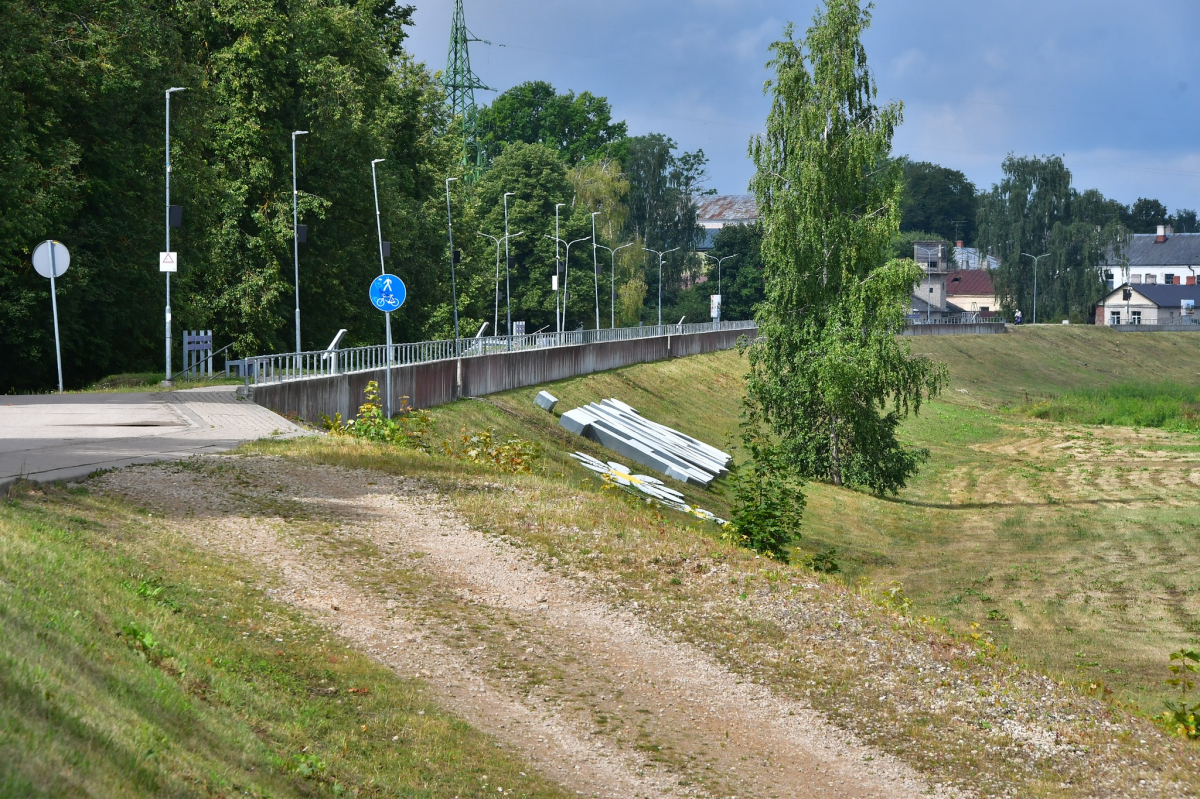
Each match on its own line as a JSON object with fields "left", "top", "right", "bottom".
{"left": 1146, "top": 274, "right": 1157, "bottom": 284}
{"left": 1166, "top": 274, "right": 1175, "bottom": 285}
{"left": 1110, "top": 311, "right": 1121, "bottom": 325}
{"left": 980, "top": 306, "right": 990, "bottom": 313}
{"left": 1131, "top": 311, "right": 1142, "bottom": 324}
{"left": 1131, "top": 274, "right": 1142, "bottom": 283}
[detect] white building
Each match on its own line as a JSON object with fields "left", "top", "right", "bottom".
{"left": 1095, "top": 283, "right": 1200, "bottom": 326}
{"left": 1105, "top": 226, "right": 1200, "bottom": 288}
{"left": 695, "top": 194, "right": 758, "bottom": 251}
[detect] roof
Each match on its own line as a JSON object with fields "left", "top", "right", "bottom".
{"left": 1102, "top": 283, "right": 1200, "bottom": 308}
{"left": 945, "top": 269, "right": 995, "bottom": 296}
{"left": 696, "top": 228, "right": 719, "bottom": 251}
{"left": 696, "top": 194, "right": 758, "bottom": 227}
{"left": 1108, "top": 233, "right": 1200, "bottom": 267}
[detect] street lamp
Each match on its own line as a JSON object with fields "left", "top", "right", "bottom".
{"left": 291, "top": 129, "right": 309, "bottom": 353}
{"left": 445, "top": 177, "right": 460, "bottom": 350}
{"left": 547, "top": 234, "right": 592, "bottom": 333}
{"left": 554, "top": 203, "right": 566, "bottom": 335}
{"left": 642, "top": 246, "right": 681, "bottom": 327}
{"left": 597, "top": 242, "right": 634, "bottom": 328}
{"left": 1022, "top": 251, "right": 1050, "bottom": 324}
{"left": 503, "top": 192, "right": 515, "bottom": 349}
{"left": 370, "top": 158, "right": 392, "bottom": 417}
{"left": 163, "top": 86, "right": 187, "bottom": 385}
{"left": 591, "top": 211, "right": 601, "bottom": 330}
{"left": 701, "top": 252, "right": 737, "bottom": 324}
{"left": 479, "top": 230, "right": 524, "bottom": 336}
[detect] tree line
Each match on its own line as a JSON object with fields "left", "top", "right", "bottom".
{"left": 0, "top": 1, "right": 761, "bottom": 392}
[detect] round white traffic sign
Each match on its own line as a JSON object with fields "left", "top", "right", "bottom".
{"left": 32, "top": 240, "right": 70, "bottom": 279}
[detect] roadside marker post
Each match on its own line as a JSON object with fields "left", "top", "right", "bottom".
{"left": 32, "top": 240, "right": 70, "bottom": 393}
{"left": 369, "top": 274, "right": 407, "bottom": 418}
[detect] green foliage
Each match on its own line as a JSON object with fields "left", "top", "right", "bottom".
{"left": 1158, "top": 649, "right": 1200, "bottom": 739}
{"left": 899, "top": 159, "right": 978, "bottom": 244}
{"left": 1022, "top": 381, "right": 1200, "bottom": 433}
{"left": 1, "top": 0, "right": 453, "bottom": 392}
{"left": 726, "top": 456, "right": 804, "bottom": 561}
{"left": 891, "top": 229, "right": 948, "bottom": 263}
{"left": 441, "top": 428, "right": 542, "bottom": 473}
{"left": 747, "top": 1, "right": 945, "bottom": 495}
{"left": 805, "top": 546, "right": 841, "bottom": 574}
{"left": 476, "top": 81, "right": 627, "bottom": 165}
{"left": 668, "top": 223, "right": 766, "bottom": 324}
{"left": 323, "top": 381, "right": 435, "bottom": 450}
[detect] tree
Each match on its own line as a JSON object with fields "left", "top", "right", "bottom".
{"left": 1130, "top": 197, "right": 1170, "bottom": 232}
{"left": 621, "top": 134, "right": 707, "bottom": 319}
{"left": 899, "top": 160, "right": 977, "bottom": 243}
{"left": 1172, "top": 209, "right": 1199, "bottom": 233}
{"left": 666, "top": 223, "right": 765, "bottom": 324}
{"left": 747, "top": 0, "right": 946, "bottom": 498}
{"left": 476, "top": 81, "right": 627, "bottom": 165}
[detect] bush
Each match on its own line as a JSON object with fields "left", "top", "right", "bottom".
{"left": 725, "top": 456, "right": 804, "bottom": 561}
{"left": 1158, "top": 648, "right": 1200, "bottom": 739}
{"left": 321, "top": 381, "right": 435, "bottom": 451}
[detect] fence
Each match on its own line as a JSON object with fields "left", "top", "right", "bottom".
{"left": 242, "top": 320, "right": 758, "bottom": 386}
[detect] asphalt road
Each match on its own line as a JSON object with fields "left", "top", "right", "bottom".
{"left": 0, "top": 386, "right": 306, "bottom": 494}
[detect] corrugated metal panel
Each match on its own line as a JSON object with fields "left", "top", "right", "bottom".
{"left": 696, "top": 194, "right": 758, "bottom": 224}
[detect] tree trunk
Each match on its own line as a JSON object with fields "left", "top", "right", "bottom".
{"left": 829, "top": 415, "right": 843, "bottom": 487}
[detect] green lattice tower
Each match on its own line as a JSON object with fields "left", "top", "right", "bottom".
{"left": 444, "top": 0, "right": 490, "bottom": 177}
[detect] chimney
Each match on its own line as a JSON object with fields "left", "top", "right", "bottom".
{"left": 1167, "top": 225, "right": 1174, "bottom": 236}
{"left": 956, "top": 240, "right": 964, "bottom": 248}
{"left": 1157, "top": 224, "right": 1167, "bottom": 243}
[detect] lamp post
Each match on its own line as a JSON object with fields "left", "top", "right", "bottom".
{"left": 554, "top": 203, "right": 565, "bottom": 337}
{"left": 547, "top": 235, "right": 592, "bottom": 333}
{"left": 371, "top": 158, "right": 392, "bottom": 418}
{"left": 503, "top": 192, "right": 515, "bottom": 349}
{"left": 701, "top": 252, "right": 737, "bottom": 324}
{"left": 445, "top": 177, "right": 460, "bottom": 351}
{"left": 479, "top": 230, "right": 524, "bottom": 337}
{"left": 597, "top": 242, "right": 634, "bottom": 328}
{"left": 163, "top": 86, "right": 187, "bottom": 385}
{"left": 642, "top": 246, "right": 680, "bottom": 327}
{"left": 1022, "top": 251, "right": 1050, "bottom": 324}
{"left": 590, "top": 211, "right": 601, "bottom": 330}
{"left": 291, "top": 129, "right": 309, "bottom": 353}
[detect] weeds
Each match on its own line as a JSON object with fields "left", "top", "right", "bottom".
{"left": 1158, "top": 648, "right": 1200, "bottom": 738}
{"left": 322, "top": 381, "right": 435, "bottom": 450}
{"left": 441, "top": 427, "right": 542, "bottom": 474}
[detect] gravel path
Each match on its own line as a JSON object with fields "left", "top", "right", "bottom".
{"left": 96, "top": 457, "right": 951, "bottom": 799}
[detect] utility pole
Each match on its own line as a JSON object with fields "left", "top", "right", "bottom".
{"left": 591, "top": 211, "right": 601, "bottom": 330}
{"left": 291, "top": 130, "right": 309, "bottom": 353}
{"left": 597, "top": 242, "right": 634, "bottom": 328}
{"left": 163, "top": 86, "right": 186, "bottom": 385}
{"left": 643, "top": 246, "right": 680, "bottom": 327}
{"left": 443, "top": 0, "right": 491, "bottom": 179}
{"left": 445, "top": 177, "right": 460, "bottom": 351}
{"left": 1022, "top": 252, "right": 1050, "bottom": 324}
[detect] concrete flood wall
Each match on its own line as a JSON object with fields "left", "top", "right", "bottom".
{"left": 903, "top": 323, "right": 1007, "bottom": 336}
{"left": 252, "top": 327, "right": 753, "bottom": 424}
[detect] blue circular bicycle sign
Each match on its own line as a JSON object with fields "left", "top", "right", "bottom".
{"left": 370, "top": 273, "right": 406, "bottom": 313}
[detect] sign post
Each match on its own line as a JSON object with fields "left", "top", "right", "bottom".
{"left": 32, "top": 240, "right": 70, "bottom": 393}
{"left": 369, "top": 273, "right": 407, "bottom": 418}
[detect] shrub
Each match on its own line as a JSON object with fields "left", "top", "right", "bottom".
{"left": 322, "top": 381, "right": 435, "bottom": 451}
{"left": 725, "top": 456, "right": 804, "bottom": 561}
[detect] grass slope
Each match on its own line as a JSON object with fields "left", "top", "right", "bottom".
{"left": 0, "top": 485, "right": 566, "bottom": 798}
{"left": 429, "top": 326, "right": 1200, "bottom": 713}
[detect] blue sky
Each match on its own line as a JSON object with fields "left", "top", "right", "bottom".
{"left": 405, "top": 1, "right": 1200, "bottom": 212}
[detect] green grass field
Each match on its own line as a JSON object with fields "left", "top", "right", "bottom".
{"left": 421, "top": 326, "right": 1200, "bottom": 714}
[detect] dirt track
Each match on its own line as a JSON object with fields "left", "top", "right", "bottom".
{"left": 96, "top": 457, "right": 950, "bottom": 799}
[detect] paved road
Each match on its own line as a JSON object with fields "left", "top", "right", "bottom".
{"left": 0, "top": 386, "right": 307, "bottom": 494}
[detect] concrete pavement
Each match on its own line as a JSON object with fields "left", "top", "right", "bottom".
{"left": 0, "top": 386, "right": 309, "bottom": 494}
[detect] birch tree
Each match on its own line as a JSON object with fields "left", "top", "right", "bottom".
{"left": 746, "top": 0, "right": 946, "bottom": 496}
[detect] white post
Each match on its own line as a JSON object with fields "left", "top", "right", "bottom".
{"left": 48, "top": 243, "right": 63, "bottom": 393}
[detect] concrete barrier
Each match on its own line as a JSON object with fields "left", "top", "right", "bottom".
{"left": 902, "top": 323, "right": 1007, "bottom": 336}
{"left": 252, "top": 327, "right": 753, "bottom": 424}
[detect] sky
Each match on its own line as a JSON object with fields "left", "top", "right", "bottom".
{"left": 404, "top": 0, "right": 1200, "bottom": 212}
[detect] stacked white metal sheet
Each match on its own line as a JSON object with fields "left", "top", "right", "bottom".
{"left": 558, "top": 398, "right": 731, "bottom": 486}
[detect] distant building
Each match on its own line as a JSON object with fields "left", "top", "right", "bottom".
{"left": 1104, "top": 227, "right": 1200, "bottom": 288}
{"left": 909, "top": 240, "right": 999, "bottom": 319}
{"left": 1095, "top": 283, "right": 1200, "bottom": 326}
{"left": 953, "top": 242, "right": 1001, "bottom": 271}
{"left": 695, "top": 194, "right": 758, "bottom": 251}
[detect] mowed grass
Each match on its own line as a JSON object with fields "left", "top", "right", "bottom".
{"left": 0, "top": 484, "right": 566, "bottom": 798}
{"left": 425, "top": 329, "right": 1200, "bottom": 714}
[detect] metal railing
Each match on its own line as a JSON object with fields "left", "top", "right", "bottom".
{"left": 1109, "top": 316, "right": 1200, "bottom": 327}
{"left": 907, "top": 313, "right": 1005, "bottom": 325}
{"left": 243, "top": 320, "right": 757, "bottom": 386}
